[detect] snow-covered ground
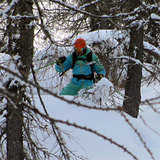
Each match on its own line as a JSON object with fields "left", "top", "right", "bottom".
{"left": 35, "top": 81, "right": 160, "bottom": 160}
{"left": 33, "top": 29, "right": 160, "bottom": 160}
{"left": 1, "top": 28, "right": 159, "bottom": 160}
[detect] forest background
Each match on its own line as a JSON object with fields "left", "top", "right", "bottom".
{"left": 0, "top": 0, "right": 160, "bottom": 160}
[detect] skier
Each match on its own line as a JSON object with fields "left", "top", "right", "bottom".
{"left": 55, "top": 38, "right": 106, "bottom": 95}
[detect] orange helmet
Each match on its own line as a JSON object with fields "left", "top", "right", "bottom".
{"left": 74, "top": 38, "right": 86, "bottom": 48}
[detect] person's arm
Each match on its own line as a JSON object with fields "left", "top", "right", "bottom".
{"left": 55, "top": 54, "right": 73, "bottom": 73}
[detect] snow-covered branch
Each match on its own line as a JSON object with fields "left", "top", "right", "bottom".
{"left": 79, "top": 0, "right": 103, "bottom": 10}
{"left": 49, "top": 0, "right": 114, "bottom": 19}
{"left": 22, "top": 101, "right": 138, "bottom": 160}
{"left": 0, "top": 0, "right": 19, "bottom": 18}
{"left": 0, "top": 65, "right": 119, "bottom": 112}
{"left": 114, "top": 56, "right": 160, "bottom": 82}
{"left": 144, "top": 42, "right": 160, "bottom": 60}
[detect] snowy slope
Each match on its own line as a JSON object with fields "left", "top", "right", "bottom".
{"left": 1, "top": 28, "right": 159, "bottom": 159}
{"left": 35, "top": 82, "right": 160, "bottom": 160}
{"left": 33, "top": 29, "right": 160, "bottom": 160}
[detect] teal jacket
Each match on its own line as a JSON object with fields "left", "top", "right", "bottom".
{"left": 55, "top": 48, "right": 106, "bottom": 86}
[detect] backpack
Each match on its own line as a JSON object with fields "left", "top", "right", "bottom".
{"left": 71, "top": 50, "right": 93, "bottom": 69}
{"left": 60, "top": 50, "right": 95, "bottom": 82}
{"left": 71, "top": 51, "right": 95, "bottom": 82}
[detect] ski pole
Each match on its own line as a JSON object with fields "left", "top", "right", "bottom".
{"left": 33, "top": 61, "right": 56, "bottom": 72}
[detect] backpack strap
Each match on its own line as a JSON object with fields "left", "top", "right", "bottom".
{"left": 72, "top": 50, "right": 93, "bottom": 68}
{"left": 71, "top": 51, "right": 77, "bottom": 69}
{"left": 86, "top": 51, "right": 95, "bottom": 83}
{"left": 60, "top": 50, "right": 95, "bottom": 83}
{"left": 72, "top": 51, "right": 95, "bottom": 83}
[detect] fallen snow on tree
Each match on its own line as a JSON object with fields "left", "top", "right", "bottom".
{"left": 78, "top": 77, "right": 114, "bottom": 106}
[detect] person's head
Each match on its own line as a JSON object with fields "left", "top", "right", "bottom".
{"left": 74, "top": 38, "right": 86, "bottom": 55}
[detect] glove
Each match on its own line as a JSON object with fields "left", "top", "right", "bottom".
{"left": 96, "top": 74, "right": 104, "bottom": 81}
{"left": 56, "top": 56, "right": 66, "bottom": 65}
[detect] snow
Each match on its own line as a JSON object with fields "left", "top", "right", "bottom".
{"left": 79, "top": 77, "right": 114, "bottom": 106}
{"left": 35, "top": 82, "right": 160, "bottom": 160}
{"left": 0, "top": 0, "right": 19, "bottom": 18}
{"left": 32, "top": 29, "right": 160, "bottom": 160}
{"left": 144, "top": 42, "right": 160, "bottom": 56}
{"left": 79, "top": 0, "right": 102, "bottom": 10}
{"left": 1, "top": 26, "right": 160, "bottom": 159}
{"left": 35, "top": 29, "right": 160, "bottom": 65}
{"left": 30, "top": 28, "right": 160, "bottom": 159}
{"left": 151, "top": 13, "right": 160, "bottom": 20}
{"left": 74, "top": 30, "right": 126, "bottom": 46}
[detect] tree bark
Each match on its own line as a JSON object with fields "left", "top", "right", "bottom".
{"left": 83, "top": 0, "right": 115, "bottom": 31}
{"left": 6, "top": 0, "right": 34, "bottom": 159}
{"left": 123, "top": 0, "right": 143, "bottom": 118}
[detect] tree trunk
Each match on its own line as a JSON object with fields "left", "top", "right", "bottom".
{"left": 145, "top": 0, "right": 159, "bottom": 63}
{"left": 7, "top": 89, "right": 24, "bottom": 160}
{"left": 123, "top": 0, "right": 143, "bottom": 118}
{"left": 83, "top": 0, "right": 115, "bottom": 31}
{"left": 6, "top": 0, "right": 34, "bottom": 159}
{"left": 82, "top": 0, "right": 115, "bottom": 78}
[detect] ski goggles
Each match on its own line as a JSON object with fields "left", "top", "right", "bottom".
{"left": 75, "top": 47, "right": 85, "bottom": 52}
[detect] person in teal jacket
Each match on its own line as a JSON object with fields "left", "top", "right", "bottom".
{"left": 55, "top": 38, "right": 106, "bottom": 96}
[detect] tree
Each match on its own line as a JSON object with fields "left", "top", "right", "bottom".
{"left": 122, "top": 0, "right": 144, "bottom": 118}
{"left": 75, "top": 0, "right": 159, "bottom": 118}
{"left": 4, "top": 0, "right": 34, "bottom": 159}
{"left": 81, "top": 0, "right": 116, "bottom": 31}
{"left": 0, "top": 0, "right": 159, "bottom": 160}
